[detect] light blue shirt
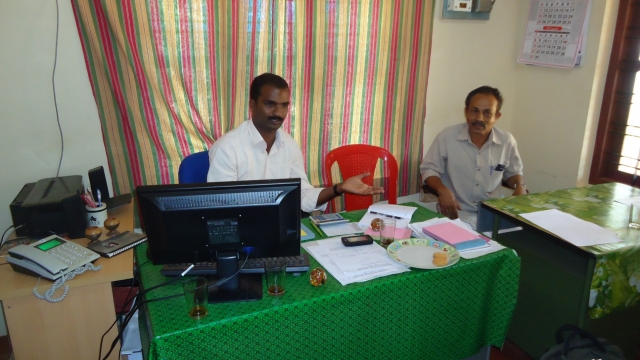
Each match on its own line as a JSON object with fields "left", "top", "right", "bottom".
{"left": 420, "top": 123, "right": 523, "bottom": 212}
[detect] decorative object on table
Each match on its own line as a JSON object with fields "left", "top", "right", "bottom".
{"left": 387, "top": 238, "right": 460, "bottom": 269}
{"left": 103, "top": 216, "right": 120, "bottom": 236}
{"left": 85, "top": 226, "right": 102, "bottom": 243}
{"left": 309, "top": 267, "right": 327, "bottom": 286}
{"left": 370, "top": 218, "right": 383, "bottom": 231}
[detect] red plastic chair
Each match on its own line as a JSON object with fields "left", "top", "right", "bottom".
{"left": 324, "top": 144, "right": 398, "bottom": 212}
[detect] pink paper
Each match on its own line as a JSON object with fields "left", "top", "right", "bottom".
{"left": 422, "top": 222, "right": 486, "bottom": 244}
{"left": 365, "top": 227, "right": 412, "bottom": 239}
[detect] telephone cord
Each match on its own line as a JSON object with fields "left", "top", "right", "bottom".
{"left": 33, "top": 263, "right": 102, "bottom": 303}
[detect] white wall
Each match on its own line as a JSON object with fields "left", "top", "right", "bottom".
{"left": 0, "top": 0, "right": 110, "bottom": 336}
{"left": 424, "top": 0, "right": 618, "bottom": 193}
{"left": 0, "top": 0, "right": 110, "bottom": 231}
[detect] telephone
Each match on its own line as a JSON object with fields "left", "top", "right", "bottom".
{"left": 7, "top": 235, "right": 100, "bottom": 280}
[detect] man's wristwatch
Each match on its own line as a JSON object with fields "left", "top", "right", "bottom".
{"left": 513, "top": 183, "right": 527, "bottom": 190}
{"left": 333, "top": 184, "right": 343, "bottom": 196}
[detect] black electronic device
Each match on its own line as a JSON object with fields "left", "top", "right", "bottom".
{"left": 11, "top": 176, "right": 86, "bottom": 239}
{"left": 136, "top": 178, "right": 302, "bottom": 303}
{"left": 341, "top": 234, "right": 374, "bottom": 247}
{"left": 88, "top": 166, "right": 110, "bottom": 202}
{"left": 10, "top": 182, "right": 36, "bottom": 236}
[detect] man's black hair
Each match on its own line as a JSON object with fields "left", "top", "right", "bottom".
{"left": 250, "top": 73, "right": 289, "bottom": 101}
{"left": 465, "top": 86, "right": 504, "bottom": 112}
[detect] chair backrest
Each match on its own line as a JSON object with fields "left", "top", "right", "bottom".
{"left": 178, "top": 151, "right": 210, "bottom": 184}
{"left": 324, "top": 144, "right": 398, "bottom": 212}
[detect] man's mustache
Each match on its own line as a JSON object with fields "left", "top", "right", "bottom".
{"left": 269, "top": 116, "right": 284, "bottom": 122}
{"left": 471, "top": 120, "right": 486, "bottom": 128}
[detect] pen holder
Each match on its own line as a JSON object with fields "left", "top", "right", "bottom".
{"left": 86, "top": 204, "right": 108, "bottom": 228}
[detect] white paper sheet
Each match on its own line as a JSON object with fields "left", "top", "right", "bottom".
{"left": 357, "top": 204, "right": 417, "bottom": 230}
{"left": 302, "top": 237, "right": 409, "bottom": 286}
{"left": 519, "top": 209, "right": 621, "bottom": 246}
{"left": 614, "top": 196, "right": 640, "bottom": 207}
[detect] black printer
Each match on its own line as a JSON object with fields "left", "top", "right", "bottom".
{"left": 10, "top": 175, "right": 86, "bottom": 239}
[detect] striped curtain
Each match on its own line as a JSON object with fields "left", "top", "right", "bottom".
{"left": 71, "top": 0, "right": 433, "bottom": 204}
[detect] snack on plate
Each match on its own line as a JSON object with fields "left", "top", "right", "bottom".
{"left": 432, "top": 251, "right": 448, "bottom": 267}
{"left": 371, "top": 218, "right": 383, "bottom": 232}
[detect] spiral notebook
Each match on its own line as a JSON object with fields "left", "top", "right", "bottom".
{"left": 88, "top": 231, "right": 147, "bottom": 258}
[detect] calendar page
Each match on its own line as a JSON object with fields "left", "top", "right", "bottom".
{"left": 518, "top": 0, "right": 591, "bottom": 68}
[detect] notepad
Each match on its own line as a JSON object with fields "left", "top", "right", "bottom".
{"left": 88, "top": 231, "right": 147, "bottom": 257}
{"left": 422, "top": 222, "right": 487, "bottom": 251}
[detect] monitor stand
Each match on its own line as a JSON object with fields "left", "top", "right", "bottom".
{"left": 207, "top": 250, "right": 262, "bottom": 303}
{"left": 207, "top": 274, "right": 263, "bottom": 303}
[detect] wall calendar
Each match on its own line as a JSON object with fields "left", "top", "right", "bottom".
{"left": 518, "top": 0, "right": 592, "bottom": 69}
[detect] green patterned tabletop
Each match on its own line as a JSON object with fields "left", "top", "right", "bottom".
{"left": 136, "top": 203, "right": 520, "bottom": 360}
{"left": 481, "top": 183, "right": 640, "bottom": 319}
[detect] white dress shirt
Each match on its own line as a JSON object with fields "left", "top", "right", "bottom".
{"left": 420, "top": 123, "right": 523, "bottom": 212}
{"left": 207, "top": 120, "right": 325, "bottom": 213}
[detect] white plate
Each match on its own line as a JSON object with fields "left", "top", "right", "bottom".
{"left": 387, "top": 238, "right": 460, "bottom": 269}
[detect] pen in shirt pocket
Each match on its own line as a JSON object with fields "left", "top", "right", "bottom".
{"left": 490, "top": 166, "right": 494, "bottom": 176}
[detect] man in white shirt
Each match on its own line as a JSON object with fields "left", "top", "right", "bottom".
{"left": 207, "top": 73, "right": 383, "bottom": 213}
{"left": 420, "top": 86, "right": 526, "bottom": 220}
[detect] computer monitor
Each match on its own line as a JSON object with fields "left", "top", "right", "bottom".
{"left": 136, "top": 178, "right": 302, "bottom": 265}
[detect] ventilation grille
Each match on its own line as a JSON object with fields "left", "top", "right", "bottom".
{"left": 159, "top": 191, "right": 283, "bottom": 209}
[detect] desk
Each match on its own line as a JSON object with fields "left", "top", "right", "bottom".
{"left": 0, "top": 202, "right": 135, "bottom": 360}
{"left": 136, "top": 203, "right": 520, "bottom": 360}
{"left": 478, "top": 183, "right": 640, "bottom": 359}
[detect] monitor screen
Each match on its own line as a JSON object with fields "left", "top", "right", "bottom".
{"left": 136, "top": 178, "right": 301, "bottom": 264}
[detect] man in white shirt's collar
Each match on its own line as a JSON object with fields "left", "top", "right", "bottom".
{"left": 420, "top": 86, "right": 526, "bottom": 220}
{"left": 207, "top": 73, "right": 383, "bottom": 213}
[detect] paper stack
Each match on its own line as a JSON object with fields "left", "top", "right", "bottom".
{"left": 421, "top": 222, "right": 488, "bottom": 251}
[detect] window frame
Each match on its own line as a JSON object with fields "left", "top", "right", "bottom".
{"left": 589, "top": 0, "right": 640, "bottom": 185}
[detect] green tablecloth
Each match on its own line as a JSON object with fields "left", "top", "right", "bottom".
{"left": 136, "top": 203, "right": 520, "bottom": 360}
{"left": 479, "top": 183, "right": 640, "bottom": 319}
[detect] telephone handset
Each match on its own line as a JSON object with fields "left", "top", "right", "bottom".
{"left": 7, "top": 235, "right": 100, "bottom": 280}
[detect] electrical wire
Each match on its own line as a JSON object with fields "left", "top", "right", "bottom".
{"left": 0, "top": 225, "right": 15, "bottom": 249}
{"left": 99, "top": 274, "right": 184, "bottom": 360}
{"left": 53, "top": 0, "right": 64, "bottom": 177}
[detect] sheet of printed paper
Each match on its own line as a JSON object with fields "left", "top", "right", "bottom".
{"left": 357, "top": 204, "right": 417, "bottom": 230}
{"left": 302, "top": 237, "right": 409, "bottom": 286}
{"left": 519, "top": 209, "right": 620, "bottom": 246}
{"left": 517, "top": 0, "right": 591, "bottom": 68}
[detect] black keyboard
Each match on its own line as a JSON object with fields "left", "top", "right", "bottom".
{"left": 160, "top": 253, "right": 310, "bottom": 276}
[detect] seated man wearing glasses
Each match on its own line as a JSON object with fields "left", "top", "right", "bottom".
{"left": 420, "top": 86, "right": 526, "bottom": 220}
{"left": 207, "top": 73, "right": 383, "bottom": 214}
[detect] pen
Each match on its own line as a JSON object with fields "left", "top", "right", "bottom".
{"left": 370, "top": 211, "right": 402, "bottom": 220}
{"left": 97, "top": 189, "right": 102, "bottom": 207}
{"left": 490, "top": 166, "right": 494, "bottom": 176}
{"left": 309, "top": 221, "right": 325, "bottom": 237}
{"left": 87, "top": 187, "right": 96, "bottom": 203}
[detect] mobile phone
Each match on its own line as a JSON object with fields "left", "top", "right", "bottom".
{"left": 341, "top": 234, "right": 374, "bottom": 247}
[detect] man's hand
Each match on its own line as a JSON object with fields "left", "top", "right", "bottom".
{"left": 436, "top": 187, "right": 462, "bottom": 219}
{"left": 339, "top": 172, "right": 385, "bottom": 195}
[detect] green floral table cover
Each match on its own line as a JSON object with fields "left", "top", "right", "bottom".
{"left": 135, "top": 203, "right": 520, "bottom": 360}
{"left": 481, "top": 183, "right": 640, "bottom": 319}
